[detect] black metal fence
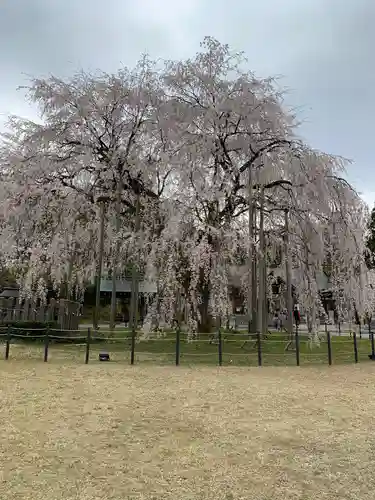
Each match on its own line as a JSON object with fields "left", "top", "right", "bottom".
{"left": 1, "top": 326, "right": 375, "bottom": 367}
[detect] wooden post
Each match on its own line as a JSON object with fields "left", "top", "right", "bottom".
{"left": 85, "top": 328, "right": 91, "bottom": 364}
{"left": 5, "top": 327, "right": 10, "bottom": 360}
{"left": 44, "top": 327, "right": 49, "bottom": 362}
{"left": 130, "top": 329, "right": 136, "bottom": 365}
{"left": 257, "top": 331, "right": 262, "bottom": 366}
{"left": 295, "top": 323, "right": 300, "bottom": 366}
{"left": 353, "top": 332, "right": 358, "bottom": 363}
{"left": 368, "top": 318, "right": 372, "bottom": 340}
{"left": 218, "top": 320, "right": 223, "bottom": 366}
{"left": 327, "top": 330, "right": 332, "bottom": 366}
{"left": 175, "top": 323, "right": 180, "bottom": 366}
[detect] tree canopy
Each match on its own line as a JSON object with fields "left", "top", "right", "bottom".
{"left": 0, "top": 37, "right": 370, "bottom": 334}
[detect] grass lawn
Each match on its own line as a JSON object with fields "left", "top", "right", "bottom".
{"left": 1, "top": 361, "right": 375, "bottom": 499}
{"left": 1, "top": 330, "right": 373, "bottom": 367}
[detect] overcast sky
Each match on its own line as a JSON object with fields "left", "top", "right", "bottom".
{"left": 1, "top": 0, "right": 374, "bottom": 205}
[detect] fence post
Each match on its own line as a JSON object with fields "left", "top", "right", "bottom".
{"left": 369, "top": 319, "right": 372, "bottom": 340}
{"left": 295, "top": 324, "right": 300, "bottom": 366}
{"left": 5, "top": 326, "right": 10, "bottom": 360}
{"left": 257, "top": 331, "right": 262, "bottom": 366}
{"left": 130, "top": 324, "right": 136, "bottom": 365}
{"left": 43, "top": 327, "right": 49, "bottom": 362}
{"left": 353, "top": 331, "right": 358, "bottom": 364}
{"left": 327, "top": 330, "right": 332, "bottom": 366}
{"left": 371, "top": 332, "right": 375, "bottom": 358}
{"left": 175, "top": 324, "right": 180, "bottom": 366}
{"left": 218, "top": 324, "right": 223, "bottom": 366}
{"left": 85, "top": 328, "right": 91, "bottom": 364}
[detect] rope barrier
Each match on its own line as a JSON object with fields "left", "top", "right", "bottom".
{"left": 49, "top": 329, "right": 85, "bottom": 334}
{"left": 91, "top": 336, "right": 131, "bottom": 342}
{"left": 137, "top": 337, "right": 176, "bottom": 342}
{"left": 264, "top": 352, "right": 297, "bottom": 357}
{"left": 179, "top": 352, "right": 220, "bottom": 357}
{"left": 7, "top": 327, "right": 49, "bottom": 331}
{"left": 135, "top": 351, "right": 175, "bottom": 356}
{"left": 49, "top": 335, "right": 86, "bottom": 341}
{"left": 7, "top": 333, "right": 46, "bottom": 338}
{"left": 220, "top": 352, "right": 258, "bottom": 357}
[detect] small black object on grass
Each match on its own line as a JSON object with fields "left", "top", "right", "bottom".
{"left": 99, "top": 352, "right": 110, "bottom": 361}
{"left": 368, "top": 354, "right": 375, "bottom": 360}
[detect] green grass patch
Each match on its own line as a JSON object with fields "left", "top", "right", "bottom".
{"left": 0, "top": 329, "right": 373, "bottom": 366}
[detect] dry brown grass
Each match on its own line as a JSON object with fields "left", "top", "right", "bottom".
{"left": 1, "top": 361, "right": 375, "bottom": 500}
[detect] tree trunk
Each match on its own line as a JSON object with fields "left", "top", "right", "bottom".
{"left": 198, "top": 280, "right": 212, "bottom": 333}
{"left": 263, "top": 239, "right": 268, "bottom": 335}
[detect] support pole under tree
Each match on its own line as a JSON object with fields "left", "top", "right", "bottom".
{"left": 110, "top": 182, "right": 122, "bottom": 331}
{"left": 247, "top": 165, "right": 253, "bottom": 335}
{"left": 241, "top": 207, "right": 257, "bottom": 348}
{"left": 256, "top": 187, "right": 265, "bottom": 343}
{"left": 94, "top": 200, "right": 106, "bottom": 331}
{"left": 284, "top": 208, "right": 294, "bottom": 351}
{"left": 251, "top": 243, "right": 258, "bottom": 334}
{"left": 130, "top": 192, "right": 141, "bottom": 366}
{"left": 262, "top": 233, "right": 268, "bottom": 337}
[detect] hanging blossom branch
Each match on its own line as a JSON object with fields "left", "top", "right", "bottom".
{"left": 0, "top": 36, "right": 370, "bottom": 337}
